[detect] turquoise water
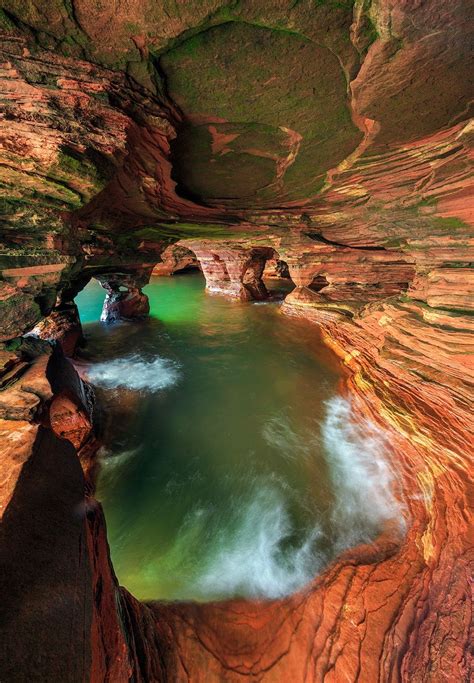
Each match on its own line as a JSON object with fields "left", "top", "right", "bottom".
{"left": 76, "top": 274, "right": 398, "bottom": 602}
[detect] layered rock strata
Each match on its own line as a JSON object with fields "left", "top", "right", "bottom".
{"left": 0, "top": 0, "right": 473, "bottom": 681}
{"left": 183, "top": 241, "right": 276, "bottom": 301}
{"left": 152, "top": 244, "right": 201, "bottom": 276}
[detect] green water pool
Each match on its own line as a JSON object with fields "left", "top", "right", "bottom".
{"left": 76, "top": 273, "right": 398, "bottom": 602}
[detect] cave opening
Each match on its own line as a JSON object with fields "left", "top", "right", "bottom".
{"left": 308, "top": 274, "right": 329, "bottom": 294}
{"left": 74, "top": 278, "right": 107, "bottom": 324}
{"left": 263, "top": 258, "right": 292, "bottom": 280}
{"left": 173, "top": 263, "right": 201, "bottom": 275}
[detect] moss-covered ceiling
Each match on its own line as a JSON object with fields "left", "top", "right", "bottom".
{"left": 160, "top": 21, "right": 362, "bottom": 207}
{"left": 0, "top": 0, "right": 472, "bottom": 248}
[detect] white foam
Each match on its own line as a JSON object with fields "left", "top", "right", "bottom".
{"left": 323, "top": 395, "right": 404, "bottom": 550}
{"left": 189, "top": 398, "right": 404, "bottom": 600}
{"left": 192, "top": 485, "right": 323, "bottom": 599}
{"left": 143, "top": 483, "right": 323, "bottom": 601}
{"left": 85, "top": 354, "right": 181, "bottom": 391}
{"left": 105, "top": 394, "right": 403, "bottom": 601}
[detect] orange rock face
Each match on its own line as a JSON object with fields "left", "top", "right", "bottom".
{"left": 0, "top": 0, "right": 473, "bottom": 680}
{"left": 30, "top": 302, "right": 83, "bottom": 356}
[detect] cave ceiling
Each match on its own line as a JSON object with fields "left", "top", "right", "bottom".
{"left": 0, "top": 0, "right": 472, "bottom": 243}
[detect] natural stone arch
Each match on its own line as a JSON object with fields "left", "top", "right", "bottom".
{"left": 94, "top": 270, "right": 152, "bottom": 324}
{"left": 240, "top": 247, "right": 277, "bottom": 301}
{"left": 153, "top": 244, "right": 202, "bottom": 276}
{"left": 31, "top": 266, "right": 155, "bottom": 353}
{"left": 26, "top": 271, "right": 96, "bottom": 357}
{"left": 308, "top": 274, "right": 330, "bottom": 294}
{"left": 181, "top": 242, "right": 294, "bottom": 302}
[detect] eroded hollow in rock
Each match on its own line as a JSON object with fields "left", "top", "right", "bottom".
{"left": 0, "top": 0, "right": 471, "bottom": 678}
{"left": 264, "top": 258, "right": 292, "bottom": 280}
{"left": 308, "top": 275, "right": 330, "bottom": 294}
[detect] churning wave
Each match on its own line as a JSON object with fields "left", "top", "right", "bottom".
{"left": 192, "top": 485, "right": 322, "bottom": 600}
{"left": 322, "top": 395, "right": 403, "bottom": 551}
{"left": 201, "top": 397, "right": 402, "bottom": 599}
{"left": 138, "top": 482, "right": 323, "bottom": 602}
{"left": 86, "top": 354, "right": 181, "bottom": 391}
{"left": 142, "top": 397, "right": 403, "bottom": 601}
{"left": 104, "top": 395, "right": 403, "bottom": 601}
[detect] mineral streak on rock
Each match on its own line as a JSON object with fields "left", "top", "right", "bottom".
{"left": 0, "top": 0, "right": 473, "bottom": 681}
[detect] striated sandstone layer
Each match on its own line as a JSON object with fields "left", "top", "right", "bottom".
{"left": 0, "top": 0, "right": 473, "bottom": 681}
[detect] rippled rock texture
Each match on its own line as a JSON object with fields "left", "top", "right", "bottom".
{"left": 0, "top": 0, "right": 473, "bottom": 681}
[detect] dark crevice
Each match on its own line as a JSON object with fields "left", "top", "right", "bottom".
{"left": 304, "top": 232, "right": 387, "bottom": 251}
{"left": 0, "top": 8, "right": 31, "bottom": 34}
{"left": 174, "top": 264, "right": 201, "bottom": 274}
{"left": 308, "top": 275, "right": 329, "bottom": 293}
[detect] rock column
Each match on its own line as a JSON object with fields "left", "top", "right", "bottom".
{"left": 97, "top": 271, "right": 151, "bottom": 323}
{"left": 184, "top": 242, "right": 276, "bottom": 301}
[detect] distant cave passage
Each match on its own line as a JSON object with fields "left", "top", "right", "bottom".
{"left": 174, "top": 264, "right": 202, "bottom": 274}
{"left": 308, "top": 274, "right": 329, "bottom": 293}
{"left": 263, "top": 259, "right": 291, "bottom": 279}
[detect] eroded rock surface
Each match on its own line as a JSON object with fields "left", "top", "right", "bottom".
{"left": 152, "top": 243, "right": 201, "bottom": 276}
{"left": 96, "top": 270, "right": 152, "bottom": 323}
{"left": 0, "top": 1, "right": 472, "bottom": 681}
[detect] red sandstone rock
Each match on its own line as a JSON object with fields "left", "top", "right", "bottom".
{"left": 49, "top": 393, "right": 92, "bottom": 450}
{"left": 96, "top": 270, "right": 152, "bottom": 323}
{"left": 29, "top": 302, "right": 83, "bottom": 356}
{"left": 0, "top": 2, "right": 472, "bottom": 680}
{"left": 263, "top": 258, "right": 290, "bottom": 279}
{"left": 182, "top": 241, "right": 276, "bottom": 301}
{"left": 152, "top": 244, "right": 201, "bottom": 276}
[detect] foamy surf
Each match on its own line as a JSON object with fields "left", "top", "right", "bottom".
{"left": 323, "top": 395, "right": 404, "bottom": 550}
{"left": 192, "top": 398, "right": 403, "bottom": 600}
{"left": 133, "top": 397, "right": 404, "bottom": 601}
{"left": 192, "top": 485, "right": 323, "bottom": 600}
{"left": 136, "top": 482, "right": 324, "bottom": 601}
{"left": 86, "top": 354, "right": 181, "bottom": 391}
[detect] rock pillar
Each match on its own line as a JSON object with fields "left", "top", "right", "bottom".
{"left": 96, "top": 271, "right": 151, "bottom": 323}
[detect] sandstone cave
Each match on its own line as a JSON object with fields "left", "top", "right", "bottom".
{"left": 0, "top": 2, "right": 472, "bottom": 682}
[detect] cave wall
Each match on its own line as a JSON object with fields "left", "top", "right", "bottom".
{"left": 0, "top": 1, "right": 473, "bottom": 681}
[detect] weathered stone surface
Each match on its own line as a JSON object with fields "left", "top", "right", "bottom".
{"left": 0, "top": 348, "right": 141, "bottom": 682}
{"left": 96, "top": 270, "right": 152, "bottom": 323}
{"left": 263, "top": 258, "right": 290, "bottom": 279}
{"left": 152, "top": 243, "right": 201, "bottom": 276}
{"left": 0, "top": 1, "right": 472, "bottom": 680}
{"left": 29, "top": 302, "right": 83, "bottom": 356}
{"left": 183, "top": 240, "right": 276, "bottom": 301}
